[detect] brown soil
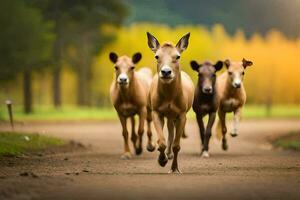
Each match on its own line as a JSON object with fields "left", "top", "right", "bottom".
{"left": 0, "top": 119, "right": 300, "bottom": 200}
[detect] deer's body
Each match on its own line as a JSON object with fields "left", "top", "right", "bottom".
{"left": 110, "top": 68, "right": 152, "bottom": 117}
{"left": 109, "top": 53, "right": 155, "bottom": 159}
{"left": 216, "top": 59, "right": 253, "bottom": 151}
{"left": 190, "top": 60, "right": 223, "bottom": 158}
{"left": 147, "top": 32, "right": 194, "bottom": 173}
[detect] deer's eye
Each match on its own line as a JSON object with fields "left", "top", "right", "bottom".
{"left": 242, "top": 71, "right": 245, "bottom": 75}
{"left": 176, "top": 55, "right": 180, "bottom": 60}
{"left": 131, "top": 66, "right": 135, "bottom": 70}
{"left": 212, "top": 74, "right": 216, "bottom": 78}
{"left": 228, "top": 71, "right": 233, "bottom": 75}
{"left": 114, "top": 66, "right": 118, "bottom": 70}
{"left": 155, "top": 55, "right": 159, "bottom": 60}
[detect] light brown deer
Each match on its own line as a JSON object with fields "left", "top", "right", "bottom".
{"left": 216, "top": 58, "right": 253, "bottom": 151}
{"left": 147, "top": 32, "right": 194, "bottom": 173}
{"left": 109, "top": 52, "right": 155, "bottom": 159}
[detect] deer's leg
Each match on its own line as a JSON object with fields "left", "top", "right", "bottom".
{"left": 203, "top": 112, "right": 216, "bottom": 158}
{"left": 146, "top": 106, "right": 155, "bottom": 152}
{"left": 152, "top": 111, "right": 167, "bottom": 167}
{"left": 196, "top": 113, "right": 205, "bottom": 153}
{"left": 182, "top": 129, "right": 188, "bottom": 138}
{"left": 130, "top": 116, "right": 138, "bottom": 151}
{"left": 231, "top": 107, "right": 242, "bottom": 137}
{"left": 118, "top": 115, "right": 131, "bottom": 159}
{"left": 135, "top": 108, "right": 146, "bottom": 155}
{"left": 166, "top": 118, "right": 174, "bottom": 159}
{"left": 169, "top": 114, "right": 186, "bottom": 174}
{"left": 218, "top": 110, "right": 228, "bottom": 151}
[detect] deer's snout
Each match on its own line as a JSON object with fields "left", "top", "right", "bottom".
{"left": 160, "top": 65, "right": 172, "bottom": 78}
{"left": 117, "top": 73, "right": 129, "bottom": 85}
{"left": 202, "top": 86, "right": 213, "bottom": 94}
{"left": 232, "top": 79, "right": 241, "bottom": 88}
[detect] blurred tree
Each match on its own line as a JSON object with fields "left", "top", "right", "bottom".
{"left": 29, "top": 0, "right": 128, "bottom": 106}
{"left": 0, "top": 0, "right": 54, "bottom": 113}
{"left": 125, "top": 0, "right": 300, "bottom": 38}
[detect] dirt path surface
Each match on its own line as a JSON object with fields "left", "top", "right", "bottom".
{"left": 1, "top": 119, "right": 300, "bottom": 200}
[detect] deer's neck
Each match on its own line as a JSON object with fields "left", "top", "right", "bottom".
{"left": 158, "top": 73, "right": 183, "bottom": 100}
{"left": 117, "top": 74, "right": 136, "bottom": 101}
{"left": 225, "top": 76, "right": 241, "bottom": 97}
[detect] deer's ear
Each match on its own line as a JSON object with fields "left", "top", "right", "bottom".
{"left": 242, "top": 58, "right": 253, "bottom": 68}
{"left": 214, "top": 61, "right": 223, "bottom": 71}
{"left": 132, "top": 52, "right": 142, "bottom": 64}
{"left": 176, "top": 32, "right": 190, "bottom": 53}
{"left": 109, "top": 52, "right": 118, "bottom": 63}
{"left": 190, "top": 60, "right": 200, "bottom": 71}
{"left": 147, "top": 32, "right": 160, "bottom": 53}
{"left": 224, "top": 59, "right": 230, "bottom": 69}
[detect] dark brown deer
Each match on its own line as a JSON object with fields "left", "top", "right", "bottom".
{"left": 147, "top": 32, "right": 194, "bottom": 173}
{"left": 216, "top": 58, "right": 253, "bottom": 151}
{"left": 109, "top": 52, "right": 155, "bottom": 159}
{"left": 190, "top": 60, "right": 223, "bottom": 158}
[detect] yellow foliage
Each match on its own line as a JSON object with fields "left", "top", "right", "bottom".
{"left": 94, "top": 23, "right": 300, "bottom": 104}
{"left": 1, "top": 23, "right": 300, "bottom": 106}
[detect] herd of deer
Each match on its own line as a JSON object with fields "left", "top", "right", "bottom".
{"left": 109, "top": 32, "right": 253, "bottom": 173}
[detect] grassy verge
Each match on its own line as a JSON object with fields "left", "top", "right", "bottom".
{"left": 0, "top": 131, "right": 64, "bottom": 157}
{"left": 0, "top": 104, "right": 300, "bottom": 122}
{"left": 273, "top": 132, "right": 300, "bottom": 151}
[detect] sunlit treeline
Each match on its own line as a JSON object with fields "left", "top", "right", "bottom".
{"left": 1, "top": 23, "right": 300, "bottom": 106}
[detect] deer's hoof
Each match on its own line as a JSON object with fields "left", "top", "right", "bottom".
{"left": 146, "top": 143, "right": 155, "bottom": 152}
{"left": 201, "top": 151, "right": 210, "bottom": 158}
{"left": 135, "top": 146, "right": 143, "bottom": 155}
{"left": 222, "top": 142, "right": 228, "bottom": 151}
{"left": 168, "top": 168, "right": 182, "bottom": 174}
{"left": 166, "top": 152, "right": 174, "bottom": 160}
{"left": 121, "top": 152, "right": 132, "bottom": 159}
{"left": 230, "top": 132, "right": 238, "bottom": 137}
{"left": 182, "top": 132, "right": 188, "bottom": 139}
{"left": 158, "top": 153, "right": 168, "bottom": 167}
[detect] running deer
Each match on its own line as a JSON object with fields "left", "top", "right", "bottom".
{"left": 147, "top": 32, "right": 194, "bottom": 173}
{"left": 109, "top": 52, "right": 155, "bottom": 159}
{"left": 216, "top": 58, "right": 253, "bottom": 150}
{"left": 190, "top": 60, "right": 223, "bottom": 158}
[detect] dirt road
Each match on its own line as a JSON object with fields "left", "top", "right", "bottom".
{"left": 1, "top": 119, "right": 300, "bottom": 200}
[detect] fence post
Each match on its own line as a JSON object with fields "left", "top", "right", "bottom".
{"left": 6, "top": 100, "right": 14, "bottom": 131}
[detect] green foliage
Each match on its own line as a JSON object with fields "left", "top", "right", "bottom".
{"left": 125, "top": 0, "right": 300, "bottom": 38}
{"left": 0, "top": 0, "right": 54, "bottom": 82}
{"left": 1, "top": 105, "right": 300, "bottom": 122}
{"left": 274, "top": 132, "right": 300, "bottom": 151}
{"left": 0, "top": 131, "right": 64, "bottom": 156}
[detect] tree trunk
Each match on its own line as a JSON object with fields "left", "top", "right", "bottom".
{"left": 76, "top": 38, "right": 92, "bottom": 107}
{"left": 76, "top": 64, "right": 91, "bottom": 106}
{"left": 53, "top": 67, "right": 61, "bottom": 108}
{"left": 52, "top": 38, "right": 63, "bottom": 108}
{"left": 23, "top": 70, "right": 32, "bottom": 114}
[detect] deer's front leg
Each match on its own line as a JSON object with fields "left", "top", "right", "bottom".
{"left": 152, "top": 111, "right": 168, "bottom": 167}
{"left": 231, "top": 107, "right": 242, "bottom": 137}
{"left": 203, "top": 112, "right": 216, "bottom": 158}
{"left": 218, "top": 110, "right": 228, "bottom": 151}
{"left": 146, "top": 106, "right": 155, "bottom": 152}
{"left": 166, "top": 118, "right": 174, "bottom": 159}
{"left": 118, "top": 115, "right": 131, "bottom": 159}
{"left": 196, "top": 113, "right": 205, "bottom": 153}
{"left": 136, "top": 108, "right": 146, "bottom": 155}
{"left": 130, "top": 116, "right": 138, "bottom": 152}
{"left": 169, "top": 114, "right": 186, "bottom": 174}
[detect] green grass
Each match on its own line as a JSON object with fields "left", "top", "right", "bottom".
{"left": 0, "top": 104, "right": 300, "bottom": 122}
{"left": 273, "top": 132, "right": 300, "bottom": 151}
{"left": 0, "top": 132, "right": 64, "bottom": 156}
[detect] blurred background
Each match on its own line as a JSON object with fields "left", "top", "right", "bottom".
{"left": 1, "top": 0, "right": 300, "bottom": 121}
